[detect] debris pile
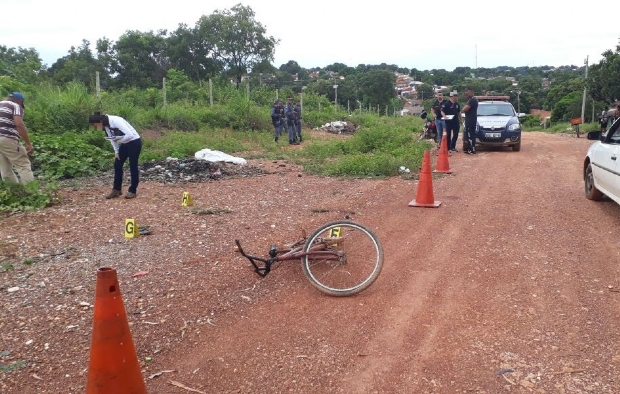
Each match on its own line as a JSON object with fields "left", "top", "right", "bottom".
{"left": 140, "top": 157, "right": 264, "bottom": 183}
{"left": 315, "top": 121, "right": 360, "bottom": 135}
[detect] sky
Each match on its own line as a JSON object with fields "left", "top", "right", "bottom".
{"left": 2, "top": 0, "right": 618, "bottom": 72}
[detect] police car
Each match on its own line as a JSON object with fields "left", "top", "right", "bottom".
{"left": 463, "top": 96, "right": 524, "bottom": 152}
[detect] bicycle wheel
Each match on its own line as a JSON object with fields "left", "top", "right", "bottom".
{"left": 301, "top": 221, "right": 383, "bottom": 296}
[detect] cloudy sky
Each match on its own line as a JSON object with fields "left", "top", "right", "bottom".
{"left": 2, "top": 0, "right": 618, "bottom": 71}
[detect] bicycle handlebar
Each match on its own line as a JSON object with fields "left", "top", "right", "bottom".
{"left": 235, "top": 239, "right": 273, "bottom": 277}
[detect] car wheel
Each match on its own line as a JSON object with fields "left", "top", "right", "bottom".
{"left": 512, "top": 141, "right": 521, "bottom": 152}
{"left": 585, "top": 163, "right": 604, "bottom": 201}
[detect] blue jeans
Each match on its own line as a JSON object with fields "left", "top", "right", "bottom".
{"left": 114, "top": 138, "right": 142, "bottom": 193}
{"left": 435, "top": 119, "right": 446, "bottom": 144}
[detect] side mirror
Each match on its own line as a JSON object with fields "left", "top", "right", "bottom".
{"left": 518, "top": 113, "right": 526, "bottom": 118}
{"left": 587, "top": 131, "right": 601, "bottom": 141}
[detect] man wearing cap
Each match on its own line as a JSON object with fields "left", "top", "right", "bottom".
{"left": 270, "top": 99, "right": 283, "bottom": 142}
{"left": 442, "top": 92, "right": 461, "bottom": 152}
{"left": 0, "top": 92, "right": 34, "bottom": 184}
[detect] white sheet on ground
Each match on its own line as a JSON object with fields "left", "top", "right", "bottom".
{"left": 194, "top": 149, "right": 247, "bottom": 165}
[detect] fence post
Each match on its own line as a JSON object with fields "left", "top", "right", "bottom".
{"left": 95, "top": 71, "right": 101, "bottom": 99}
{"left": 209, "top": 78, "right": 213, "bottom": 106}
{"left": 162, "top": 77, "right": 167, "bottom": 107}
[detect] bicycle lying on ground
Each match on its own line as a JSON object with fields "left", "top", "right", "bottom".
{"left": 235, "top": 221, "right": 383, "bottom": 296}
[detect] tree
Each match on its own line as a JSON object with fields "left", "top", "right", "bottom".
{"left": 47, "top": 40, "right": 99, "bottom": 88}
{"left": 551, "top": 91, "right": 582, "bottom": 122}
{"left": 358, "top": 70, "right": 395, "bottom": 110}
{"left": 200, "top": 4, "right": 279, "bottom": 88}
{"left": 112, "top": 30, "right": 169, "bottom": 89}
{"left": 588, "top": 46, "right": 620, "bottom": 103}
{"left": 0, "top": 45, "right": 45, "bottom": 85}
{"left": 166, "top": 23, "right": 222, "bottom": 82}
{"left": 416, "top": 83, "right": 435, "bottom": 101}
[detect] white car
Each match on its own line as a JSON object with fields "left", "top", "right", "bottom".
{"left": 584, "top": 117, "right": 620, "bottom": 204}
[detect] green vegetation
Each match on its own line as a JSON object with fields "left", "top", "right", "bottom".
{"left": 1, "top": 3, "right": 619, "bottom": 212}
{"left": 0, "top": 181, "right": 59, "bottom": 212}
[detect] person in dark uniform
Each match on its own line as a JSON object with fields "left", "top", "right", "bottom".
{"left": 285, "top": 97, "right": 298, "bottom": 145}
{"left": 294, "top": 100, "right": 302, "bottom": 143}
{"left": 270, "top": 99, "right": 283, "bottom": 142}
{"left": 462, "top": 88, "right": 478, "bottom": 155}
{"left": 443, "top": 92, "right": 461, "bottom": 152}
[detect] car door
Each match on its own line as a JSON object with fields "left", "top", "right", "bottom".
{"left": 606, "top": 120, "right": 620, "bottom": 200}
{"left": 592, "top": 119, "right": 620, "bottom": 198}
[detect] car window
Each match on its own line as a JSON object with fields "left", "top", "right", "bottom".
{"left": 478, "top": 103, "right": 515, "bottom": 116}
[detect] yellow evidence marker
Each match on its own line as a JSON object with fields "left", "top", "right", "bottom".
{"left": 182, "top": 192, "right": 194, "bottom": 207}
{"left": 125, "top": 219, "right": 139, "bottom": 238}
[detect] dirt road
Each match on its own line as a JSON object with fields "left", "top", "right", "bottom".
{"left": 2, "top": 132, "right": 620, "bottom": 393}
{"left": 156, "top": 132, "right": 620, "bottom": 393}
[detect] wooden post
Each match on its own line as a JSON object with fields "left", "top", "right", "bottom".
{"left": 95, "top": 71, "right": 100, "bottom": 99}
{"left": 162, "top": 77, "right": 167, "bottom": 107}
{"left": 209, "top": 78, "right": 213, "bottom": 106}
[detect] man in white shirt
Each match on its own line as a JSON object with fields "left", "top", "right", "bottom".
{"left": 89, "top": 112, "right": 142, "bottom": 199}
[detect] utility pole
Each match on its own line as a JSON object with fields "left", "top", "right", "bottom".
{"left": 581, "top": 55, "right": 589, "bottom": 122}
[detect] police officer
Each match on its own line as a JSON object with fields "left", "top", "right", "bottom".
{"left": 294, "top": 100, "right": 302, "bottom": 143}
{"left": 270, "top": 99, "right": 283, "bottom": 142}
{"left": 285, "top": 97, "right": 299, "bottom": 145}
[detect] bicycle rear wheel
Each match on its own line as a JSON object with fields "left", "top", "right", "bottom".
{"left": 302, "top": 221, "right": 383, "bottom": 296}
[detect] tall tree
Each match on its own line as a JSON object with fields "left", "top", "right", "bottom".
{"left": 199, "top": 4, "right": 279, "bottom": 88}
{"left": 112, "top": 30, "right": 169, "bottom": 89}
{"left": 588, "top": 45, "right": 620, "bottom": 103}
{"left": 47, "top": 40, "right": 98, "bottom": 88}
{"left": 358, "top": 70, "right": 395, "bottom": 109}
{"left": 166, "top": 23, "right": 222, "bottom": 82}
{"left": 0, "top": 45, "right": 45, "bottom": 85}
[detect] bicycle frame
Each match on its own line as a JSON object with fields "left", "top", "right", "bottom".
{"left": 234, "top": 238, "right": 343, "bottom": 277}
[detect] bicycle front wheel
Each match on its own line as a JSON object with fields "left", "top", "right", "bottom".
{"left": 302, "top": 221, "right": 383, "bottom": 296}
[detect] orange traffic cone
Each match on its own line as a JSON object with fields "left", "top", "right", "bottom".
{"left": 86, "top": 267, "right": 147, "bottom": 394}
{"left": 409, "top": 150, "right": 441, "bottom": 208}
{"left": 434, "top": 135, "right": 452, "bottom": 174}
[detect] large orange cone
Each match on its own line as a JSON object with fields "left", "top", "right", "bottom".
{"left": 409, "top": 150, "right": 441, "bottom": 208}
{"left": 86, "top": 267, "right": 147, "bottom": 394}
{"left": 434, "top": 135, "right": 452, "bottom": 174}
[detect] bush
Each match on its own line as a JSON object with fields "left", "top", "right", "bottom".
{"left": 31, "top": 132, "right": 111, "bottom": 180}
{"left": 0, "top": 181, "right": 59, "bottom": 212}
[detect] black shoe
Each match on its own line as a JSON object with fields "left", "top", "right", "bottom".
{"left": 465, "top": 150, "right": 473, "bottom": 155}
{"left": 275, "top": 137, "right": 278, "bottom": 142}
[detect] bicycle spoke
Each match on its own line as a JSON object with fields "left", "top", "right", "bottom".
{"left": 302, "top": 221, "right": 383, "bottom": 296}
